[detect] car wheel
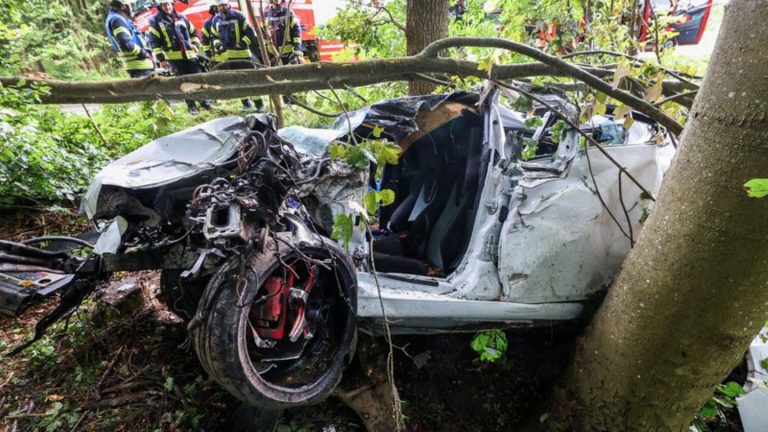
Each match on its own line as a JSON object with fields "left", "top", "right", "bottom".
{"left": 192, "top": 236, "right": 358, "bottom": 408}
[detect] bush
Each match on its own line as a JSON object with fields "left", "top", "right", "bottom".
{"left": 0, "top": 84, "right": 233, "bottom": 205}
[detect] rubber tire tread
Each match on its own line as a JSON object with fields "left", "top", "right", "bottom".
{"left": 192, "top": 237, "right": 357, "bottom": 408}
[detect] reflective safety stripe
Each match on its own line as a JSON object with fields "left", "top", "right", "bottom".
{"left": 202, "top": 26, "right": 210, "bottom": 37}
{"left": 163, "top": 50, "right": 196, "bottom": 60}
{"left": 242, "top": 36, "right": 251, "bottom": 46}
{"left": 112, "top": 26, "right": 128, "bottom": 37}
{"left": 123, "top": 58, "right": 154, "bottom": 70}
{"left": 159, "top": 25, "right": 172, "bottom": 49}
{"left": 280, "top": 44, "right": 294, "bottom": 54}
{"left": 214, "top": 52, "right": 227, "bottom": 62}
{"left": 148, "top": 27, "right": 161, "bottom": 38}
{"left": 152, "top": 47, "right": 164, "bottom": 55}
{"left": 226, "top": 49, "right": 251, "bottom": 60}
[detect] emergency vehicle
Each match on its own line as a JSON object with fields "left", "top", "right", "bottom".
{"left": 132, "top": 0, "right": 345, "bottom": 61}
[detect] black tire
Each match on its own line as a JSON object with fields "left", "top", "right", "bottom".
{"left": 192, "top": 236, "right": 357, "bottom": 408}
{"left": 159, "top": 270, "right": 208, "bottom": 322}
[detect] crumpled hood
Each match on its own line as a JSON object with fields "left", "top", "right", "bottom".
{"left": 82, "top": 116, "right": 246, "bottom": 219}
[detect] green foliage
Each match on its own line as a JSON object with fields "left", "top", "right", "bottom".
{"left": 471, "top": 329, "right": 508, "bottom": 362}
{"left": 0, "top": 84, "right": 229, "bottom": 205}
{"left": 521, "top": 137, "right": 538, "bottom": 161}
{"left": 0, "top": 0, "right": 119, "bottom": 79}
{"left": 319, "top": 0, "right": 407, "bottom": 59}
{"left": 698, "top": 381, "right": 744, "bottom": 421}
{"left": 744, "top": 178, "right": 768, "bottom": 198}
{"left": 329, "top": 139, "right": 400, "bottom": 180}
{"left": 331, "top": 213, "right": 354, "bottom": 249}
{"left": 363, "top": 189, "right": 395, "bottom": 215}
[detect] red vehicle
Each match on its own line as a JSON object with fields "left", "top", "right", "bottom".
{"left": 132, "top": 0, "right": 345, "bottom": 62}
{"left": 523, "top": 0, "right": 714, "bottom": 52}
{"left": 638, "top": 0, "right": 714, "bottom": 48}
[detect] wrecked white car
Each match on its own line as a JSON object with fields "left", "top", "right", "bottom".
{"left": 0, "top": 85, "right": 674, "bottom": 408}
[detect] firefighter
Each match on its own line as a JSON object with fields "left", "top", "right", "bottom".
{"left": 147, "top": 0, "right": 212, "bottom": 114}
{"left": 200, "top": 4, "right": 224, "bottom": 64}
{"left": 210, "top": 0, "right": 264, "bottom": 111}
{"left": 105, "top": 0, "right": 154, "bottom": 78}
{"left": 264, "top": 0, "right": 303, "bottom": 65}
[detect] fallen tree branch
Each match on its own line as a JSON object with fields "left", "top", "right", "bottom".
{"left": 421, "top": 37, "right": 683, "bottom": 135}
{"left": 562, "top": 50, "right": 703, "bottom": 86}
{"left": 654, "top": 89, "right": 699, "bottom": 107}
{"left": 1, "top": 37, "right": 689, "bottom": 134}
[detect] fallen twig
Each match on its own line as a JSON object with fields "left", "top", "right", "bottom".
{"left": 95, "top": 345, "right": 124, "bottom": 399}
{"left": 81, "top": 392, "right": 151, "bottom": 410}
{"left": 68, "top": 410, "right": 88, "bottom": 432}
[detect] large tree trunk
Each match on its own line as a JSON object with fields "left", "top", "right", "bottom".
{"left": 552, "top": 1, "right": 768, "bottom": 430}
{"left": 406, "top": 0, "right": 449, "bottom": 95}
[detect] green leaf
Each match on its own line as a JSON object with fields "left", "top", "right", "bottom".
{"left": 524, "top": 116, "right": 543, "bottom": 129}
{"left": 331, "top": 213, "right": 354, "bottom": 249}
{"left": 699, "top": 400, "right": 719, "bottom": 418}
{"left": 477, "top": 54, "right": 496, "bottom": 75}
{"left": 611, "top": 61, "right": 631, "bottom": 90}
{"left": 380, "top": 189, "right": 395, "bottom": 206}
{"left": 639, "top": 207, "right": 650, "bottom": 224}
{"left": 328, "top": 142, "right": 348, "bottom": 161}
{"left": 471, "top": 329, "right": 508, "bottom": 362}
{"left": 744, "top": 178, "right": 768, "bottom": 198}
{"left": 164, "top": 377, "right": 174, "bottom": 392}
{"left": 643, "top": 73, "right": 665, "bottom": 103}
{"left": 372, "top": 125, "right": 385, "bottom": 138}
{"left": 521, "top": 137, "right": 538, "bottom": 160}
{"left": 718, "top": 381, "right": 745, "bottom": 399}
{"left": 378, "top": 142, "right": 401, "bottom": 166}
{"left": 549, "top": 120, "right": 566, "bottom": 144}
{"left": 363, "top": 190, "right": 380, "bottom": 215}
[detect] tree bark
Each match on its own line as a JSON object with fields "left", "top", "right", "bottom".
{"left": 551, "top": 1, "right": 768, "bottom": 430}
{"left": 406, "top": 0, "right": 449, "bottom": 95}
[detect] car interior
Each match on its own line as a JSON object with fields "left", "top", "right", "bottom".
{"left": 365, "top": 101, "right": 487, "bottom": 277}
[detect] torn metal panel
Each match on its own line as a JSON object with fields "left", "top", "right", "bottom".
{"left": 499, "top": 141, "right": 674, "bottom": 304}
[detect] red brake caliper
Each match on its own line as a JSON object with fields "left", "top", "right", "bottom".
{"left": 250, "top": 264, "right": 317, "bottom": 343}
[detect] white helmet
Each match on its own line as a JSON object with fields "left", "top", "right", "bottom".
{"left": 156, "top": 0, "right": 173, "bottom": 5}
{"left": 211, "top": 0, "right": 229, "bottom": 6}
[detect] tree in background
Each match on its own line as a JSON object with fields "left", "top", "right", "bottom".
{"left": 405, "top": 0, "right": 449, "bottom": 94}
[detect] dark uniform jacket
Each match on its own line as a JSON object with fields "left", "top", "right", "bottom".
{"left": 105, "top": 10, "right": 154, "bottom": 71}
{"left": 148, "top": 10, "right": 200, "bottom": 62}
{"left": 211, "top": 9, "right": 257, "bottom": 61}
{"left": 264, "top": 5, "right": 302, "bottom": 55}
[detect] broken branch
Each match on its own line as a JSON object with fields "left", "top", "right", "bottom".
{"left": 421, "top": 37, "right": 684, "bottom": 135}
{"left": 0, "top": 37, "right": 694, "bottom": 134}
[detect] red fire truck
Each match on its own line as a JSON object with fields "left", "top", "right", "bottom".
{"left": 132, "top": 0, "right": 345, "bottom": 62}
